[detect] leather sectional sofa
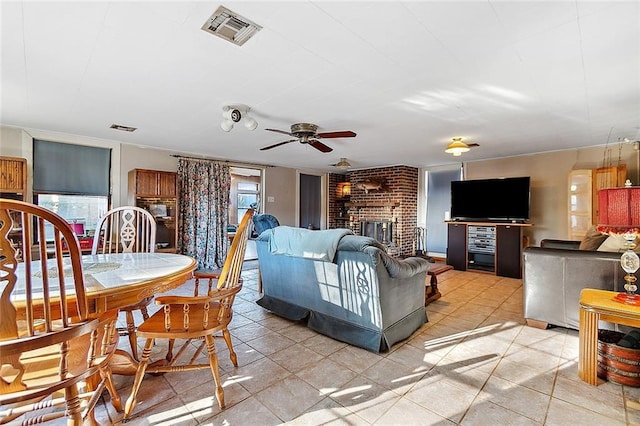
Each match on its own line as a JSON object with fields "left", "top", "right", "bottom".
{"left": 523, "top": 239, "right": 625, "bottom": 330}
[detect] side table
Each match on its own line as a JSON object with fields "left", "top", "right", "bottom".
{"left": 425, "top": 264, "right": 452, "bottom": 305}
{"left": 578, "top": 288, "right": 640, "bottom": 385}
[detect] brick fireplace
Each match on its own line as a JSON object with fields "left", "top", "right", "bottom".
{"left": 329, "top": 165, "right": 418, "bottom": 257}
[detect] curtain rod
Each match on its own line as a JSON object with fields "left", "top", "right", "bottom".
{"left": 170, "top": 154, "right": 272, "bottom": 169}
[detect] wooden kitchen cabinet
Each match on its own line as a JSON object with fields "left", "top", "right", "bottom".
{"left": 130, "top": 169, "right": 177, "bottom": 197}
{"left": 1, "top": 156, "right": 27, "bottom": 261}
{"left": 128, "top": 169, "right": 178, "bottom": 252}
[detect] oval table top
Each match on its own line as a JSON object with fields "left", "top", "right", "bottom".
{"left": 14, "top": 252, "right": 197, "bottom": 316}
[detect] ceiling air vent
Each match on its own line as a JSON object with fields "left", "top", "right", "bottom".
{"left": 110, "top": 124, "right": 136, "bottom": 132}
{"left": 201, "top": 6, "right": 262, "bottom": 46}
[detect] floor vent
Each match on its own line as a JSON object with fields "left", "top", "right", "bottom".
{"left": 201, "top": 6, "right": 262, "bottom": 46}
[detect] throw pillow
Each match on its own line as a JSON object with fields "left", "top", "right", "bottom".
{"left": 597, "top": 234, "right": 632, "bottom": 252}
{"left": 579, "top": 226, "right": 608, "bottom": 251}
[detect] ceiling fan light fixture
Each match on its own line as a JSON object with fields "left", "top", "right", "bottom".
{"left": 445, "top": 137, "right": 471, "bottom": 156}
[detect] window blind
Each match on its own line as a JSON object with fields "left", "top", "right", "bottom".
{"left": 33, "top": 140, "right": 111, "bottom": 195}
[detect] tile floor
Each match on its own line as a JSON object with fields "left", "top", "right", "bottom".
{"left": 94, "top": 265, "right": 640, "bottom": 425}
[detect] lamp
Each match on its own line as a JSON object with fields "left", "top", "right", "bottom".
{"left": 334, "top": 158, "right": 352, "bottom": 170}
{"left": 445, "top": 137, "right": 470, "bottom": 156}
{"left": 221, "top": 104, "right": 258, "bottom": 132}
{"left": 597, "top": 187, "right": 640, "bottom": 304}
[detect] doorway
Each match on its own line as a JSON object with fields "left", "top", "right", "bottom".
{"left": 299, "top": 173, "right": 324, "bottom": 229}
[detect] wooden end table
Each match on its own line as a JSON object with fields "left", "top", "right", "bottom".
{"left": 425, "top": 264, "right": 452, "bottom": 305}
{"left": 579, "top": 288, "right": 640, "bottom": 385}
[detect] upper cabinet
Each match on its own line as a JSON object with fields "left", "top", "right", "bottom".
{"left": 130, "top": 169, "right": 177, "bottom": 197}
{"left": 0, "top": 156, "right": 27, "bottom": 198}
{"left": 128, "top": 169, "right": 179, "bottom": 252}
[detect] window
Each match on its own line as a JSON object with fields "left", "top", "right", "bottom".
{"left": 426, "top": 166, "right": 462, "bottom": 254}
{"left": 33, "top": 140, "right": 111, "bottom": 240}
{"left": 237, "top": 182, "right": 259, "bottom": 221}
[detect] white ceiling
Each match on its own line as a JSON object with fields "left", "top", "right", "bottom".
{"left": 2, "top": 1, "right": 639, "bottom": 172}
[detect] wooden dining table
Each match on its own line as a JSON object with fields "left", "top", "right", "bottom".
{"left": 14, "top": 252, "right": 197, "bottom": 374}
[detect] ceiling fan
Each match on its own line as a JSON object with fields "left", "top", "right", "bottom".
{"left": 261, "top": 123, "right": 356, "bottom": 153}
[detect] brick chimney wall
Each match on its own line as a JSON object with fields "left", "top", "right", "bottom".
{"left": 330, "top": 166, "right": 418, "bottom": 257}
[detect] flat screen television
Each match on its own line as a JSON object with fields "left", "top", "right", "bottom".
{"left": 450, "top": 176, "right": 530, "bottom": 222}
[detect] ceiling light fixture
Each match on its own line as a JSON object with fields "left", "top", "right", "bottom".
{"left": 221, "top": 104, "right": 258, "bottom": 132}
{"left": 445, "top": 137, "right": 471, "bottom": 156}
{"left": 333, "top": 158, "right": 352, "bottom": 170}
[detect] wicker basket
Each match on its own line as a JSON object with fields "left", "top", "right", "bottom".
{"left": 598, "top": 330, "right": 640, "bottom": 387}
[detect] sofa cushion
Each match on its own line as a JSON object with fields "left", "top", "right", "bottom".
{"left": 579, "top": 226, "right": 608, "bottom": 251}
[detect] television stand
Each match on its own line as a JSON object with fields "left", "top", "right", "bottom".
{"left": 445, "top": 221, "right": 532, "bottom": 279}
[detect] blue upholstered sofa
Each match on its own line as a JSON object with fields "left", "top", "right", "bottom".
{"left": 255, "top": 226, "right": 430, "bottom": 352}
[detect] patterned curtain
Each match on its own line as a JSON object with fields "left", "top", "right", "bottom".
{"left": 177, "top": 158, "right": 230, "bottom": 269}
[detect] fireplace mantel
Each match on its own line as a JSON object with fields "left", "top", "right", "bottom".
{"left": 345, "top": 201, "right": 400, "bottom": 209}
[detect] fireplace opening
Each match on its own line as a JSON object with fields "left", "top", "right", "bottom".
{"left": 360, "top": 220, "right": 394, "bottom": 245}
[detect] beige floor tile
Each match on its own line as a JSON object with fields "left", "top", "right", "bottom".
{"left": 546, "top": 397, "right": 626, "bottom": 426}
{"left": 178, "top": 374, "right": 251, "bottom": 423}
{"left": 259, "top": 314, "right": 296, "bottom": 331}
{"left": 255, "top": 375, "right": 325, "bottom": 422}
{"left": 328, "top": 345, "right": 383, "bottom": 373}
{"left": 552, "top": 374, "right": 626, "bottom": 421}
{"left": 384, "top": 343, "right": 437, "bottom": 374}
{"left": 478, "top": 375, "right": 550, "bottom": 423}
{"left": 269, "top": 343, "right": 325, "bottom": 373}
{"left": 405, "top": 377, "right": 478, "bottom": 423}
{"left": 360, "top": 357, "right": 426, "bottom": 394}
{"left": 284, "top": 397, "right": 368, "bottom": 425}
{"left": 329, "top": 376, "right": 401, "bottom": 423}
{"left": 375, "top": 397, "right": 454, "bottom": 426}
{"left": 296, "top": 358, "right": 358, "bottom": 394}
{"left": 236, "top": 356, "right": 292, "bottom": 394}
{"left": 461, "top": 400, "right": 540, "bottom": 426}
{"left": 246, "top": 331, "right": 296, "bottom": 355}
{"left": 278, "top": 323, "right": 321, "bottom": 342}
{"left": 229, "top": 321, "right": 272, "bottom": 342}
{"left": 205, "top": 396, "right": 283, "bottom": 425}
{"left": 300, "top": 332, "right": 348, "bottom": 356}
{"left": 492, "top": 358, "right": 557, "bottom": 395}
{"left": 121, "top": 395, "right": 199, "bottom": 425}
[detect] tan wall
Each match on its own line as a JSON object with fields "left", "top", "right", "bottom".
{"left": 263, "top": 167, "right": 297, "bottom": 226}
{"left": 5, "top": 124, "right": 638, "bottom": 245}
{"left": 465, "top": 144, "right": 639, "bottom": 246}
{"left": 0, "top": 126, "right": 299, "bottom": 222}
{"left": 119, "top": 144, "right": 179, "bottom": 206}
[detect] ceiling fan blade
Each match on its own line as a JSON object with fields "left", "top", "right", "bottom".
{"left": 468, "top": 143, "right": 480, "bottom": 147}
{"left": 265, "top": 128, "right": 294, "bottom": 136}
{"left": 259, "top": 139, "right": 297, "bottom": 151}
{"left": 309, "top": 140, "right": 333, "bottom": 153}
{"left": 316, "top": 130, "right": 357, "bottom": 139}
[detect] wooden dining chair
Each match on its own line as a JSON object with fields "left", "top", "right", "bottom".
{"left": 0, "top": 199, "right": 121, "bottom": 425}
{"left": 123, "top": 208, "right": 254, "bottom": 419}
{"left": 92, "top": 205, "right": 156, "bottom": 361}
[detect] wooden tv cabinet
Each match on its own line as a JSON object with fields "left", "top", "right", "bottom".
{"left": 446, "top": 221, "right": 532, "bottom": 279}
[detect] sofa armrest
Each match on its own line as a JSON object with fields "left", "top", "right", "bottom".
{"left": 540, "top": 239, "right": 581, "bottom": 250}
